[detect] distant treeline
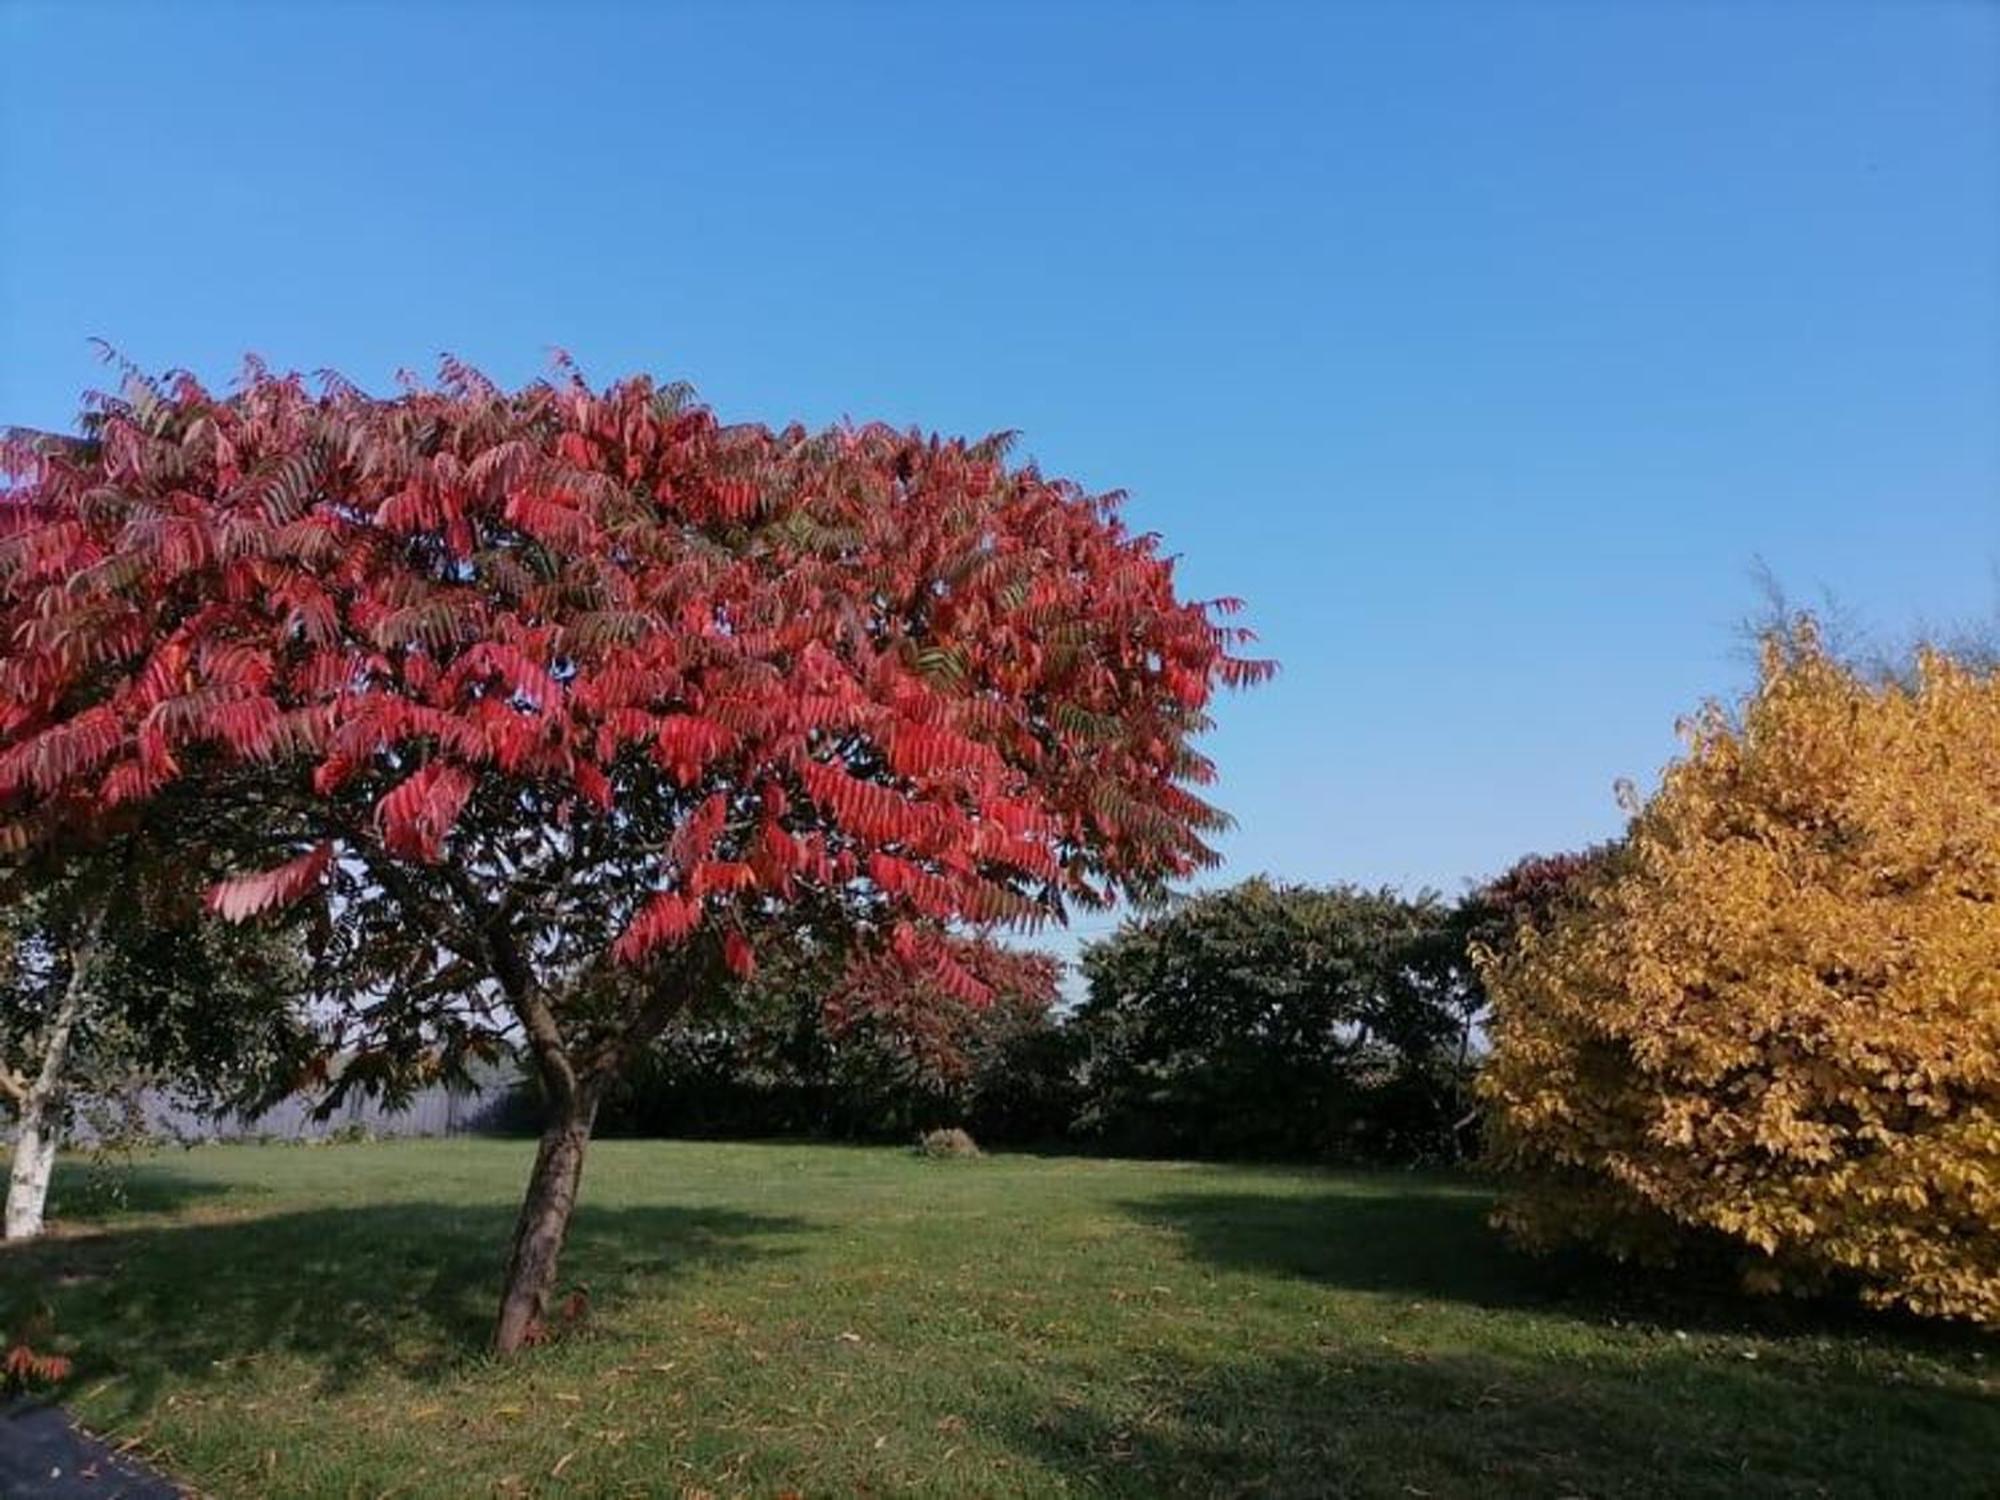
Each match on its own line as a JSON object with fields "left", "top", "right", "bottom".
{"left": 493, "top": 877, "right": 1530, "bottom": 1165}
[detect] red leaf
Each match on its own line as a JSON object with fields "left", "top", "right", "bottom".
{"left": 376, "top": 764, "right": 475, "bottom": 861}
{"left": 612, "top": 890, "right": 703, "bottom": 964}
{"left": 207, "top": 842, "right": 334, "bottom": 922}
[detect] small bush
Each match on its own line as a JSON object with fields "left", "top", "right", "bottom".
{"left": 915, "top": 1127, "right": 982, "bottom": 1159}
{"left": 2, "top": 1306, "right": 71, "bottom": 1395}
{"left": 1, "top": 1342, "right": 72, "bottom": 1394}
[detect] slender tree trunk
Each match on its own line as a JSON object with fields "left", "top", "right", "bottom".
{"left": 487, "top": 961, "right": 687, "bottom": 1355}
{"left": 3, "top": 903, "right": 103, "bottom": 1243}
{"left": 492, "top": 1081, "right": 599, "bottom": 1353}
{"left": 4, "top": 1105, "right": 60, "bottom": 1241}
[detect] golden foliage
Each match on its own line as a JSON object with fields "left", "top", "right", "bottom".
{"left": 1479, "top": 628, "right": 2000, "bottom": 1322}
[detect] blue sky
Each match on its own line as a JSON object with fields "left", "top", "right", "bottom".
{"left": 4, "top": 1, "right": 1996, "bottom": 957}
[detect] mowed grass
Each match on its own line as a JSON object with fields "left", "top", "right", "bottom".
{"left": 1, "top": 1140, "right": 1994, "bottom": 1498}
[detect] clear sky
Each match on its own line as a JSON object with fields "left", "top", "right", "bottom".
{"left": 4, "top": 1, "right": 1996, "bottom": 958}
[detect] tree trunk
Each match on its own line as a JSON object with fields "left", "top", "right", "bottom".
{"left": 487, "top": 960, "right": 686, "bottom": 1355}
{"left": 4, "top": 1102, "right": 60, "bottom": 1241}
{"left": 492, "top": 1083, "right": 599, "bottom": 1353}
{"left": 3, "top": 903, "right": 102, "bottom": 1243}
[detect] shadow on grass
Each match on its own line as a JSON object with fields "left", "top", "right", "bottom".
{"left": 989, "top": 1341, "right": 2000, "bottom": 1499}
{"left": 43, "top": 1153, "right": 254, "bottom": 1224}
{"left": 0, "top": 1196, "right": 808, "bottom": 1420}
{"left": 1121, "top": 1181, "right": 2000, "bottom": 1351}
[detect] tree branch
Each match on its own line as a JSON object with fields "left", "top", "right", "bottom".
{"left": 420, "top": 855, "right": 586, "bottom": 1109}
{"left": 357, "top": 854, "right": 490, "bottom": 974}
{"left": 20, "top": 892, "right": 110, "bottom": 1112}
{"left": 577, "top": 962, "right": 694, "bottom": 1084}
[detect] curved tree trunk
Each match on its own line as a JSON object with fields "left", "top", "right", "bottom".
{"left": 487, "top": 963, "right": 685, "bottom": 1355}
{"left": 493, "top": 1083, "right": 599, "bottom": 1353}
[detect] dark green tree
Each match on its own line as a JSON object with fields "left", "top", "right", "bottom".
{"left": 1074, "top": 879, "right": 1483, "bottom": 1161}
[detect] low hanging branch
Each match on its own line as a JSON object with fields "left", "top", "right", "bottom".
{"left": 0, "top": 355, "right": 1271, "bottom": 1350}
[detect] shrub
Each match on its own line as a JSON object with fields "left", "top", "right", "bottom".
{"left": 915, "top": 1127, "right": 982, "bottom": 1159}
{"left": 1, "top": 1341, "right": 72, "bottom": 1394}
{"left": 1, "top": 1305, "right": 70, "bottom": 1394}
{"left": 1480, "top": 629, "right": 2000, "bottom": 1323}
{"left": 961, "top": 1003, "right": 1085, "bottom": 1146}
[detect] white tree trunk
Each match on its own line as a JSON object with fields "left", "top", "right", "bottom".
{"left": 2, "top": 898, "right": 104, "bottom": 1242}
{"left": 4, "top": 1104, "right": 59, "bottom": 1240}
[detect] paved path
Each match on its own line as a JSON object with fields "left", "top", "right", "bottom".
{"left": 0, "top": 1401, "right": 180, "bottom": 1498}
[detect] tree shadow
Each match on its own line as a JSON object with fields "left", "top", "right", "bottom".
{"left": 0, "top": 1197, "right": 808, "bottom": 1421}
{"left": 1121, "top": 1181, "right": 1998, "bottom": 1352}
{"left": 987, "top": 1343, "right": 2000, "bottom": 1499}
{"left": 40, "top": 1152, "right": 258, "bottom": 1224}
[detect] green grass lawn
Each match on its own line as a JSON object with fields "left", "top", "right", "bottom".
{"left": 2, "top": 1139, "right": 1994, "bottom": 1498}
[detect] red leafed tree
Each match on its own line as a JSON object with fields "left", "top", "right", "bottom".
{"left": 0, "top": 357, "right": 1269, "bottom": 1351}
{"left": 823, "top": 933, "right": 1064, "bottom": 1095}
{"left": 1471, "top": 846, "right": 1616, "bottom": 939}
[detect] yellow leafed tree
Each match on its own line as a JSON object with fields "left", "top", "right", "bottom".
{"left": 1479, "top": 626, "right": 2000, "bottom": 1322}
